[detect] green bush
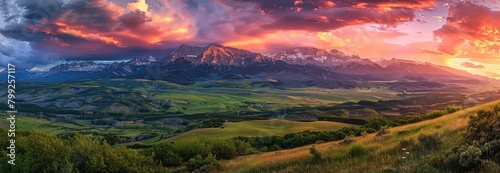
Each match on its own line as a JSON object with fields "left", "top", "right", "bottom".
{"left": 417, "top": 133, "right": 442, "bottom": 151}
{"left": 172, "top": 139, "right": 212, "bottom": 161}
{"left": 430, "top": 103, "right": 500, "bottom": 172}
{"left": 482, "top": 160, "right": 500, "bottom": 173}
{"left": 436, "top": 145, "right": 483, "bottom": 172}
{"left": 208, "top": 139, "right": 238, "bottom": 160}
{"left": 232, "top": 139, "right": 255, "bottom": 155}
{"left": 364, "top": 117, "right": 392, "bottom": 131}
{"left": 458, "top": 146, "right": 482, "bottom": 169}
{"left": 445, "top": 105, "right": 462, "bottom": 114}
{"left": 185, "top": 154, "right": 221, "bottom": 172}
{"left": 466, "top": 107, "right": 500, "bottom": 144}
{"left": 149, "top": 143, "right": 182, "bottom": 167}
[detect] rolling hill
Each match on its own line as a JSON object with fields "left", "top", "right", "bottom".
{"left": 221, "top": 100, "right": 500, "bottom": 173}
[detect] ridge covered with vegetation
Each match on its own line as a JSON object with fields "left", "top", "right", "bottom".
{"left": 2, "top": 101, "right": 499, "bottom": 172}
{"left": 222, "top": 101, "right": 500, "bottom": 173}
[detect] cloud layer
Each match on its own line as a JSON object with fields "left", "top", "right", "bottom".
{"left": 434, "top": 1, "right": 500, "bottom": 55}
{"left": 0, "top": 0, "right": 499, "bottom": 80}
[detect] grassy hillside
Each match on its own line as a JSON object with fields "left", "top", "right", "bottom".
{"left": 221, "top": 100, "right": 500, "bottom": 173}
{"left": 153, "top": 87, "right": 398, "bottom": 115}
{"left": 162, "top": 120, "right": 357, "bottom": 142}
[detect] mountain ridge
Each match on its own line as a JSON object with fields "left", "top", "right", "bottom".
{"left": 5, "top": 44, "right": 496, "bottom": 90}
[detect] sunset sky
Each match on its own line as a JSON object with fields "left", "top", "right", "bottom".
{"left": 0, "top": 0, "right": 500, "bottom": 78}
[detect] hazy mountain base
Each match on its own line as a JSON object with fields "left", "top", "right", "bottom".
{"left": 221, "top": 101, "right": 500, "bottom": 173}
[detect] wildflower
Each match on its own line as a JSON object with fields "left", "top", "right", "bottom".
{"left": 406, "top": 152, "right": 410, "bottom": 155}
{"left": 402, "top": 148, "right": 406, "bottom": 151}
{"left": 324, "top": 167, "right": 329, "bottom": 171}
{"left": 402, "top": 157, "right": 406, "bottom": 159}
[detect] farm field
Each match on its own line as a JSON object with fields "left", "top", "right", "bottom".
{"left": 152, "top": 86, "right": 400, "bottom": 115}
{"left": 162, "top": 119, "right": 358, "bottom": 142}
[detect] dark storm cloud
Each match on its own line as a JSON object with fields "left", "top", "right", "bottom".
{"left": 243, "top": 0, "right": 439, "bottom": 13}
{"left": 232, "top": 0, "right": 440, "bottom": 32}
{"left": 261, "top": 8, "right": 415, "bottom": 31}
{"left": 118, "top": 10, "right": 151, "bottom": 30}
{"left": 0, "top": 0, "right": 441, "bottom": 65}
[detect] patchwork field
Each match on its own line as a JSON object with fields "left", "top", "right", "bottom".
{"left": 153, "top": 87, "right": 399, "bottom": 115}
{"left": 162, "top": 119, "right": 358, "bottom": 142}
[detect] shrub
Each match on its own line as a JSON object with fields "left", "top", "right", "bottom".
{"left": 207, "top": 139, "right": 237, "bottom": 160}
{"left": 232, "top": 139, "right": 254, "bottom": 155}
{"left": 149, "top": 143, "right": 182, "bottom": 167}
{"left": 424, "top": 110, "right": 446, "bottom": 119}
{"left": 334, "top": 131, "right": 347, "bottom": 140}
{"left": 430, "top": 103, "right": 500, "bottom": 173}
{"left": 172, "top": 139, "right": 211, "bottom": 161}
{"left": 417, "top": 133, "right": 442, "bottom": 151}
{"left": 339, "top": 135, "right": 355, "bottom": 145}
{"left": 185, "top": 154, "right": 221, "bottom": 172}
{"left": 466, "top": 108, "right": 500, "bottom": 144}
{"left": 360, "top": 131, "right": 368, "bottom": 137}
{"left": 348, "top": 144, "right": 366, "bottom": 157}
{"left": 364, "top": 117, "right": 392, "bottom": 131}
{"left": 445, "top": 105, "right": 462, "bottom": 114}
{"left": 309, "top": 146, "right": 322, "bottom": 161}
{"left": 482, "top": 160, "right": 500, "bottom": 173}
{"left": 376, "top": 126, "right": 390, "bottom": 136}
{"left": 457, "top": 146, "right": 482, "bottom": 169}
{"left": 270, "top": 144, "right": 281, "bottom": 151}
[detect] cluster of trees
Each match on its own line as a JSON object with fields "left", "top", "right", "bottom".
{"left": 0, "top": 130, "right": 169, "bottom": 173}
{"left": 0, "top": 131, "right": 257, "bottom": 172}
{"left": 200, "top": 118, "right": 225, "bottom": 128}
{"left": 317, "top": 116, "right": 367, "bottom": 125}
{"left": 144, "top": 137, "right": 256, "bottom": 171}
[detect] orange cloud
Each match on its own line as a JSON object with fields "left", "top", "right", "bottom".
{"left": 434, "top": 2, "right": 500, "bottom": 55}
{"left": 1, "top": 0, "right": 197, "bottom": 58}
{"left": 128, "top": 0, "right": 149, "bottom": 12}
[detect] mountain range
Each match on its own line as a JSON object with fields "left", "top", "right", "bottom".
{"left": 3, "top": 44, "right": 498, "bottom": 90}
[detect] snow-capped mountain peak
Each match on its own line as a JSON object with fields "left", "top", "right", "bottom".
{"left": 126, "top": 56, "right": 158, "bottom": 66}
{"left": 49, "top": 61, "right": 108, "bottom": 72}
